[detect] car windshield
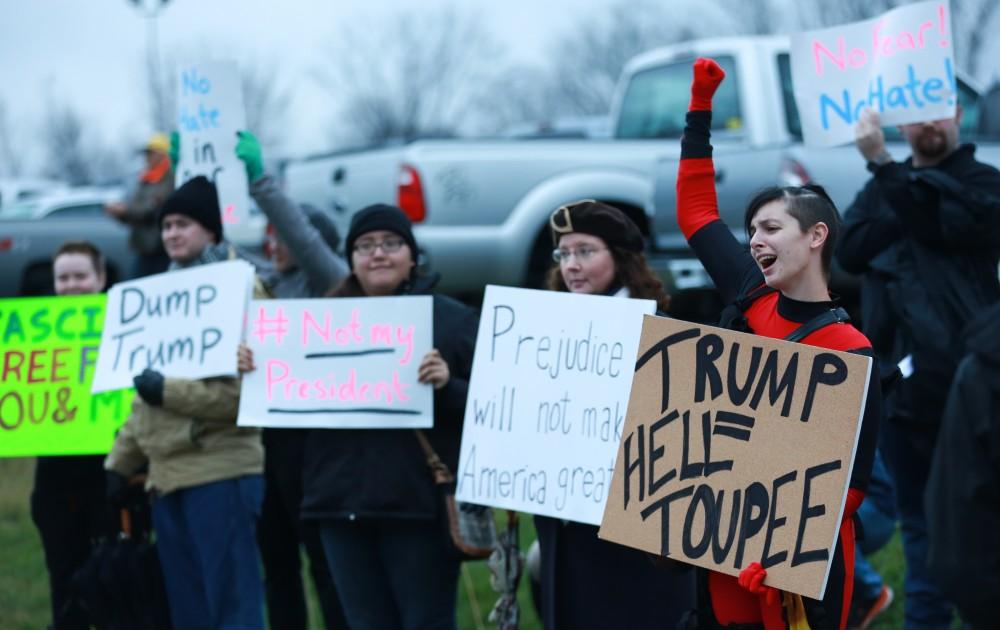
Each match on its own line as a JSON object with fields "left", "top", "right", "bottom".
{"left": 777, "top": 52, "right": 1000, "bottom": 142}
{"left": 617, "top": 55, "right": 743, "bottom": 139}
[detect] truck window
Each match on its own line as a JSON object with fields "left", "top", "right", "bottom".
{"left": 777, "top": 53, "right": 987, "bottom": 141}
{"left": 617, "top": 56, "right": 742, "bottom": 139}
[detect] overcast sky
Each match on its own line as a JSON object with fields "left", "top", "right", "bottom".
{"left": 2, "top": 0, "right": 997, "bottom": 176}
{"left": 0, "top": 0, "right": 625, "bottom": 173}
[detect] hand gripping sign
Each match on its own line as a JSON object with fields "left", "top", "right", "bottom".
{"left": 599, "top": 316, "right": 871, "bottom": 600}
{"left": 790, "top": 0, "right": 957, "bottom": 147}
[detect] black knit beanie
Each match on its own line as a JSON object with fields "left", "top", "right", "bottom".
{"left": 549, "top": 200, "right": 643, "bottom": 253}
{"left": 344, "top": 204, "right": 418, "bottom": 269}
{"left": 158, "top": 176, "right": 223, "bottom": 243}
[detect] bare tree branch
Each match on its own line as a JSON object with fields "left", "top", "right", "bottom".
{"left": 315, "top": 6, "right": 504, "bottom": 145}
{"left": 543, "top": 0, "right": 726, "bottom": 116}
{"left": 42, "top": 100, "right": 91, "bottom": 185}
{"left": 0, "top": 99, "right": 23, "bottom": 177}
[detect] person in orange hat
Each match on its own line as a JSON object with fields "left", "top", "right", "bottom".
{"left": 104, "top": 132, "right": 175, "bottom": 278}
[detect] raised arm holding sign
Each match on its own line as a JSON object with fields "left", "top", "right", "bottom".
{"left": 651, "top": 57, "right": 881, "bottom": 629}
{"left": 790, "top": 1, "right": 957, "bottom": 147}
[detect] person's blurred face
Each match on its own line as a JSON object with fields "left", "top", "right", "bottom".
{"left": 899, "top": 107, "right": 961, "bottom": 166}
{"left": 748, "top": 200, "right": 826, "bottom": 293}
{"left": 557, "top": 233, "right": 616, "bottom": 295}
{"left": 53, "top": 253, "right": 105, "bottom": 295}
{"left": 351, "top": 229, "right": 414, "bottom": 296}
{"left": 162, "top": 214, "right": 215, "bottom": 263}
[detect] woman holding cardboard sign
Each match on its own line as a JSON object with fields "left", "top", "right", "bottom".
{"left": 675, "top": 58, "right": 881, "bottom": 630}
{"left": 295, "top": 204, "right": 479, "bottom": 630}
{"left": 535, "top": 199, "right": 695, "bottom": 630}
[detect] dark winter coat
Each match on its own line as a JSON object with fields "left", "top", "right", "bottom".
{"left": 299, "top": 276, "right": 478, "bottom": 522}
{"left": 837, "top": 143, "right": 1000, "bottom": 431}
{"left": 926, "top": 302, "right": 1000, "bottom": 629}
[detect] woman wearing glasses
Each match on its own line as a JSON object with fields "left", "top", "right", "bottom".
{"left": 674, "top": 58, "right": 880, "bottom": 630}
{"left": 534, "top": 199, "right": 695, "bottom": 630}
{"left": 298, "top": 204, "right": 479, "bottom": 630}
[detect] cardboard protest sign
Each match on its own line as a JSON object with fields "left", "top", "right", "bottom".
{"left": 455, "top": 286, "right": 656, "bottom": 524}
{"left": 91, "top": 261, "right": 254, "bottom": 392}
{"left": 599, "top": 316, "right": 871, "bottom": 599}
{"left": 0, "top": 295, "right": 133, "bottom": 457}
{"left": 791, "top": 0, "right": 956, "bottom": 146}
{"left": 237, "top": 296, "right": 434, "bottom": 429}
{"left": 175, "top": 60, "right": 252, "bottom": 228}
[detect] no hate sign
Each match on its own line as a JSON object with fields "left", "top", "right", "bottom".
{"left": 599, "top": 316, "right": 871, "bottom": 599}
{"left": 790, "top": 0, "right": 957, "bottom": 147}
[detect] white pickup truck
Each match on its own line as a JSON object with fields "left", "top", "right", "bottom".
{"left": 284, "top": 36, "right": 999, "bottom": 299}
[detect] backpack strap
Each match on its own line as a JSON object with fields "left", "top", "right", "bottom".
{"left": 784, "top": 306, "right": 851, "bottom": 342}
{"left": 718, "top": 284, "right": 776, "bottom": 332}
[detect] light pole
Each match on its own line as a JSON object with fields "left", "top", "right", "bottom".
{"left": 129, "top": 0, "right": 173, "bottom": 131}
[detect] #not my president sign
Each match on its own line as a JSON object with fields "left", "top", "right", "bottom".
{"left": 0, "top": 295, "right": 133, "bottom": 457}
{"left": 791, "top": 0, "right": 957, "bottom": 146}
{"left": 237, "top": 296, "right": 433, "bottom": 428}
{"left": 599, "top": 316, "right": 871, "bottom": 599}
{"left": 176, "top": 60, "right": 252, "bottom": 228}
{"left": 455, "top": 286, "right": 656, "bottom": 525}
{"left": 91, "top": 261, "right": 254, "bottom": 393}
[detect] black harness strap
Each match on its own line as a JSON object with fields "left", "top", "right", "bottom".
{"left": 783, "top": 306, "right": 851, "bottom": 342}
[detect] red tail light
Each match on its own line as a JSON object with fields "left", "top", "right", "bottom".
{"left": 0, "top": 237, "right": 12, "bottom": 252}
{"left": 397, "top": 164, "right": 427, "bottom": 223}
{"left": 778, "top": 157, "right": 812, "bottom": 187}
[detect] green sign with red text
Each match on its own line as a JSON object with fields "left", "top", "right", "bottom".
{"left": 0, "top": 295, "right": 133, "bottom": 456}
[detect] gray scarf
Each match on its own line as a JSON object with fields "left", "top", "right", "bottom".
{"left": 168, "top": 241, "right": 232, "bottom": 271}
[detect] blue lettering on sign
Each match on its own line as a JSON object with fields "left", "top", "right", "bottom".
{"left": 181, "top": 69, "right": 211, "bottom": 96}
{"left": 817, "top": 57, "right": 955, "bottom": 130}
{"left": 178, "top": 104, "right": 222, "bottom": 132}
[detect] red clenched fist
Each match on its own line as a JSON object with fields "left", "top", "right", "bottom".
{"left": 690, "top": 57, "right": 726, "bottom": 111}
{"left": 738, "top": 562, "right": 780, "bottom": 607}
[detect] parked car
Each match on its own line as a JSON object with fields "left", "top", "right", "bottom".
{"left": 283, "top": 35, "right": 999, "bottom": 308}
{"left": 0, "top": 178, "right": 68, "bottom": 213}
{"left": 0, "top": 188, "right": 134, "bottom": 296}
{"left": 0, "top": 185, "right": 269, "bottom": 297}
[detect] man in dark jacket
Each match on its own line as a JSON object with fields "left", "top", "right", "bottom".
{"left": 837, "top": 106, "right": 1000, "bottom": 629}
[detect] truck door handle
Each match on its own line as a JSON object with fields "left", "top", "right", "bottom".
{"left": 715, "top": 169, "right": 725, "bottom": 183}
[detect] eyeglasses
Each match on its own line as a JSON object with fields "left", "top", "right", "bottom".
{"left": 354, "top": 237, "right": 406, "bottom": 256}
{"left": 552, "top": 246, "right": 607, "bottom": 264}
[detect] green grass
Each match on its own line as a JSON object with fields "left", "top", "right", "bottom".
{"left": 2, "top": 456, "right": 906, "bottom": 629}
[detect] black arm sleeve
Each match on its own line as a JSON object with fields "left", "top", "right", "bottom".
{"left": 837, "top": 181, "right": 903, "bottom": 274}
{"left": 688, "top": 221, "right": 764, "bottom": 305}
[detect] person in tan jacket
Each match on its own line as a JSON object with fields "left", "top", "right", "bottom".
{"left": 105, "top": 175, "right": 266, "bottom": 630}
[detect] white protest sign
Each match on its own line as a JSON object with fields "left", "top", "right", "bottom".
{"left": 455, "top": 286, "right": 656, "bottom": 525}
{"left": 175, "top": 61, "right": 252, "bottom": 228}
{"left": 91, "top": 260, "right": 254, "bottom": 392}
{"left": 237, "top": 296, "right": 434, "bottom": 428}
{"left": 791, "top": 0, "right": 956, "bottom": 147}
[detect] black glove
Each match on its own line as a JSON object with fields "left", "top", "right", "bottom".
{"left": 105, "top": 471, "right": 130, "bottom": 508}
{"left": 133, "top": 368, "right": 165, "bottom": 406}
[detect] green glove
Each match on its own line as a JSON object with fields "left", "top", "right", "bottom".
{"left": 235, "top": 130, "right": 264, "bottom": 183}
{"left": 168, "top": 131, "right": 180, "bottom": 169}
